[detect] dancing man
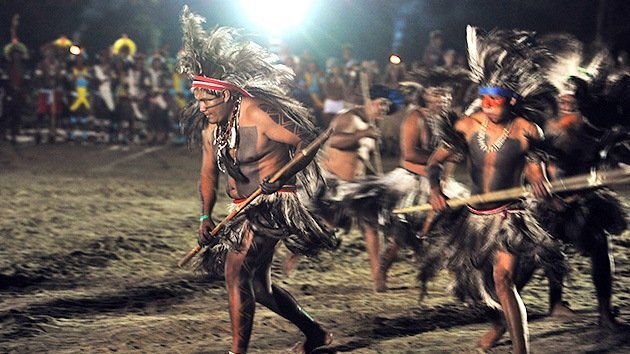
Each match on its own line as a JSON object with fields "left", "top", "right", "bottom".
{"left": 284, "top": 84, "right": 401, "bottom": 292}
{"left": 178, "top": 7, "right": 337, "bottom": 354}
{"left": 536, "top": 34, "right": 627, "bottom": 328}
{"left": 424, "top": 26, "right": 567, "bottom": 353}
{"left": 371, "top": 71, "right": 470, "bottom": 293}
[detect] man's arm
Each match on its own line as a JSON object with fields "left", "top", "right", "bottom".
{"left": 327, "top": 113, "right": 377, "bottom": 150}
{"left": 427, "top": 146, "right": 453, "bottom": 211}
{"left": 198, "top": 126, "right": 219, "bottom": 245}
{"left": 523, "top": 121, "right": 551, "bottom": 198}
{"left": 427, "top": 117, "right": 469, "bottom": 211}
{"left": 254, "top": 103, "right": 320, "bottom": 193}
{"left": 400, "top": 109, "right": 431, "bottom": 164}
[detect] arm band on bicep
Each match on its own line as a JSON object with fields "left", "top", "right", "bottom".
{"left": 428, "top": 164, "right": 442, "bottom": 188}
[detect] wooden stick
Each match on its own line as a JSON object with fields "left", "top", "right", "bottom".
{"left": 393, "top": 167, "right": 630, "bottom": 214}
{"left": 360, "top": 71, "right": 383, "bottom": 175}
{"left": 177, "top": 128, "right": 334, "bottom": 268}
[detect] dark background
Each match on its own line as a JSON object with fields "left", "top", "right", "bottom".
{"left": 1, "top": 0, "right": 629, "bottom": 65}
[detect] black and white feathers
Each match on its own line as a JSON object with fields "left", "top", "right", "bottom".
{"left": 177, "top": 6, "right": 323, "bottom": 196}
{"left": 465, "top": 25, "right": 558, "bottom": 126}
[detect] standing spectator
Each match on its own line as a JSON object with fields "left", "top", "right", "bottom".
{"left": 341, "top": 44, "right": 358, "bottom": 70}
{"left": 321, "top": 60, "right": 347, "bottom": 127}
{"left": 303, "top": 59, "right": 325, "bottom": 127}
{"left": 129, "top": 53, "right": 148, "bottom": 137}
{"left": 66, "top": 50, "right": 92, "bottom": 143}
{"left": 111, "top": 57, "right": 134, "bottom": 145}
{"left": 34, "top": 43, "right": 66, "bottom": 143}
{"left": 423, "top": 30, "right": 445, "bottom": 67}
{"left": 145, "top": 53, "right": 171, "bottom": 145}
{"left": 92, "top": 49, "right": 115, "bottom": 143}
{"left": 1, "top": 18, "right": 29, "bottom": 144}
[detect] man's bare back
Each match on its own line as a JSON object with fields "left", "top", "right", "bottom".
{"left": 323, "top": 108, "right": 377, "bottom": 181}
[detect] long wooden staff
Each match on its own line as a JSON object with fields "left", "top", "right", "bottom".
{"left": 393, "top": 167, "right": 630, "bottom": 214}
{"left": 360, "top": 70, "right": 383, "bottom": 175}
{"left": 177, "top": 127, "right": 334, "bottom": 268}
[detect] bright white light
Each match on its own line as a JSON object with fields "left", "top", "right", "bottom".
{"left": 241, "top": 0, "right": 313, "bottom": 36}
{"left": 389, "top": 54, "right": 402, "bottom": 65}
{"left": 69, "top": 45, "right": 82, "bottom": 56}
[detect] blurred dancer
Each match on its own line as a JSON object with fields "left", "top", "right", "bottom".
{"left": 284, "top": 84, "right": 399, "bottom": 292}
{"left": 536, "top": 35, "right": 627, "bottom": 328}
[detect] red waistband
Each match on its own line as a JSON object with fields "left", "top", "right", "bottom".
{"left": 466, "top": 203, "right": 522, "bottom": 216}
{"left": 233, "top": 186, "right": 297, "bottom": 204}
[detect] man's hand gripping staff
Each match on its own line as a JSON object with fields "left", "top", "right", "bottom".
{"left": 177, "top": 127, "right": 334, "bottom": 268}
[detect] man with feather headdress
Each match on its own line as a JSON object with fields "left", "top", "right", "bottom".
{"left": 535, "top": 33, "right": 627, "bottom": 329}
{"left": 177, "top": 7, "right": 336, "bottom": 354}
{"left": 424, "top": 26, "right": 568, "bottom": 353}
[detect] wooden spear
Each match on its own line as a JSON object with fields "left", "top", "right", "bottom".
{"left": 393, "top": 167, "right": 630, "bottom": 214}
{"left": 177, "top": 127, "right": 334, "bottom": 268}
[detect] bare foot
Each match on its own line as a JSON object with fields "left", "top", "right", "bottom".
{"left": 599, "top": 310, "right": 621, "bottom": 330}
{"left": 478, "top": 324, "right": 506, "bottom": 350}
{"left": 549, "top": 301, "right": 576, "bottom": 317}
{"left": 374, "top": 270, "right": 387, "bottom": 293}
{"left": 283, "top": 254, "right": 301, "bottom": 277}
{"left": 291, "top": 332, "right": 333, "bottom": 354}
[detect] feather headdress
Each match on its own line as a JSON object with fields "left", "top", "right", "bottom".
{"left": 540, "top": 33, "right": 612, "bottom": 97}
{"left": 464, "top": 25, "right": 558, "bottom": 125}
{"left": 177, "top": 6, "right": 322, "bottom": 195}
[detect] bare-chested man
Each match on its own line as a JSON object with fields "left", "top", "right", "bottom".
{"left": 284, "top": 85, "right": 393, "bottom": 292}
{"left": 423, "top": 26, "right": 567, "bottom": 354}
{"left": 179, "top": 8, "right": 336, "bottom": 354}
{"left": 536, "top": 91, "right": 627, "bottom": 328}
{"left": 370, "top": 85, "right": 468, "bottom": 293}
{"left": 531, "top": 36, "right": 628, "bottom": 328}
{"left": 428, "top": 89, "right": 561, "bottom": 354}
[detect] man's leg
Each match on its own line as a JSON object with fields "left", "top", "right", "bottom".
{"left": 283, "top": 253, "right": 302, "bottom": 277}
{"left": 224, "top": 230, "right": 256, "bottom": 354}
{"left": 591, "top": 235, "right": 618, "bottom": 328}
{"left": 493, "top": 250, "right": 528, "bottom": 354}
{"left": 252, "top": 236, "right": 332, "bottom": 353}
{"left": 361, "top": 223, "right": 383, "bottom": 292}
{"left": 478, "top": 308, "right": 507, "bottom": 350}
{"left": 376, "top": 240, "right": 399, "bottom": 293}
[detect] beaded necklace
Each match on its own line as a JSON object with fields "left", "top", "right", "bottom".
{"left": 213, "top": 96, "right": 241, "bottom": 173}
{"left": 477, "top": 118, "right": 512, "bottom": 153}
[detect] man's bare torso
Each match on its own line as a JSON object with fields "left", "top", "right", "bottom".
{"left": 209, "top": 99, "right": 298, "bottom": 199}
{"left": 459, "top": 112, "right": 533, "bottom": 206}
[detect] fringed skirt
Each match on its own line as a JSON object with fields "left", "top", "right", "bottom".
{"left": 308, "top": 170, "right": 366, "bottom": 233}
{"left": 310, "top": 168, "right": 469, "bottom": 248}
{"left": 196, "top": 192, "right": 338, "bottom": 277}
{"left": 420, "top": 200, "right": 568, "bottom": 310}
{"left": 535, "top": 189, "right": 627, "bottom": 255}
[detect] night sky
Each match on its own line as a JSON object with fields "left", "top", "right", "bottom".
{"left": 1, "top": 0, "right": 629, "bottom": 66}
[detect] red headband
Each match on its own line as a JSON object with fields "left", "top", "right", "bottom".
{"left": 191, "top": 75, "right": 253, "bottom": 97}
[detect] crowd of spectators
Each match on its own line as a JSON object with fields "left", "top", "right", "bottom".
{"left": 0, "top": 30, "right": 476, "bottom": 151}
{"left": 1, "top": 35, "right": 191, "bottom": 147}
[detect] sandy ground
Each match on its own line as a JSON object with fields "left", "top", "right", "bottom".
{"left": 1, "top": 142, "right": 629, "bottom": 354}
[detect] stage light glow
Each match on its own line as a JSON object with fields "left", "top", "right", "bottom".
{"left": 389, "top": 54, "right": 402, "bottom": 65}
{"left": 241, "top": 0, "right": 313, "bottom": 36}
{"left": 69, "top": 45, "right": 82, "bottom": 56}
